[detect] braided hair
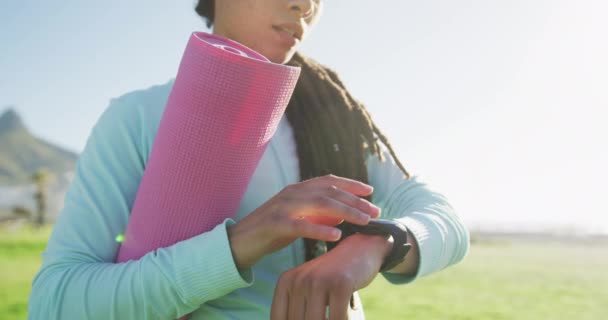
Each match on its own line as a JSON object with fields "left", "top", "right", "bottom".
{"left": 194, "top": 1, "right": 410, "bottom": 262}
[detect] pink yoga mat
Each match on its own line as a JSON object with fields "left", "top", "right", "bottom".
{"left": 115, "top": 32, "right": 300, "bottom": 265}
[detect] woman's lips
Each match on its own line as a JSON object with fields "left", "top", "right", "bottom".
{"left": 272, "top": 25, "right": 297, "bottom": 47}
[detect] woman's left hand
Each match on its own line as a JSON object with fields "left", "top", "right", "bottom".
{"left": 270, "top": 233, "right": 393, "bottom": 320}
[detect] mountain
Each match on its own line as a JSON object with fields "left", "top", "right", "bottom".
{"left": 0, "top": 106, "right": 78, "bottom": 186}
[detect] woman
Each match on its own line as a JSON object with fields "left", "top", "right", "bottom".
{"left": 28, "top": 0, "right": 470, "bottom": 319}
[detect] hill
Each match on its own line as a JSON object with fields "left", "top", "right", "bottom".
{"left": 0, "top": 107, "right": 77, "bottom": 186}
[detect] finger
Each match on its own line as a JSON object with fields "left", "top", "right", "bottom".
{"left": 270, "top": 277, "right": 289, "bottom": 320}
{"left": 304, "top": 289, "right": 328, "bottom": 320}
{"left": 320, "top": 185, "right": 381, "bottom": 218}
{"left": 305, "top": 196, "right": 371, "bottom": 226}
{"left": 328, "top": 290, "right": 351, "bottom": 320}
{"left": 289, "top": 219, "right": 342, "bottom": 242}
{"left": 288, "top": 289, "right": 306, "bottom": 320}
{"left": 308, "top": 174, "right": 374, "bottom": 196}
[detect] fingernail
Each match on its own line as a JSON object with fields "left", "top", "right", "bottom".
{"left": 331, "top": 229, "right": 342, "bottom": 239}
{"left": 372, "top": 205, "right": 381, "bottom": 217}
{"left": 369, "top": 202, "right": 380, "bottom": 213}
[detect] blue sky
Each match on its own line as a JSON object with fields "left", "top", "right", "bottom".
{"left": 2, "top": 0, "right": 607, "bottom": 233}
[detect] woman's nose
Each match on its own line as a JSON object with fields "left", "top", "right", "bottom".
{"left": 287, "top": 0, "right": 315, "bottom": 19}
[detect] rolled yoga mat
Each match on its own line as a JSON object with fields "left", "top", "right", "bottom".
{"left": 115, "top": 32, "right": 301, "bottom": 264}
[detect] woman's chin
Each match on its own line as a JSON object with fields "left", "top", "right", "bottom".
{"left": 263, "top": 49, "right": 296, "bottom": 65}
{"left": 266, "top": 55, "right": 289, "bottom": 65}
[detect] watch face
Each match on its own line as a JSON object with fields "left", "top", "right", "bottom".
{"left": 326, "top": 220, "right": 411, "bottom": 272}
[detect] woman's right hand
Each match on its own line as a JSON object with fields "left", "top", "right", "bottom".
{"left": 226, "top": 174, "right": 381, "bottom": 270}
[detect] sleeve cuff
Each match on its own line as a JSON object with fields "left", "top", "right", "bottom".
{"left": 380, "top": 215, "right": 433, "bottom": 285}
{"left": 173, "top": 218, "right": 254, "bottom": 305}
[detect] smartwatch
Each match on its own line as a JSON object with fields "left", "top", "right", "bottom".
{"left": 326, "top": 219, "right": 412, "bottom": 273}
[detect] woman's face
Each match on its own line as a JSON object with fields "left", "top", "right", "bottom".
{"left": 213, "top": 0, "right": 323, "bottom": 64}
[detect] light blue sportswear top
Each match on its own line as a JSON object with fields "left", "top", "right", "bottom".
{"left": 28, "top": 79, "right": 470, "bottom": 319}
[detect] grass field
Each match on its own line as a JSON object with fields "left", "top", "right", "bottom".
{"left": 1, "top": 225, "right": 607, "bottom": 319}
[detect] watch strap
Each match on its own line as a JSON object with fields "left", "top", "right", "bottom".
{"left": 326, "top": 219, "right": 411, "bottom": 273}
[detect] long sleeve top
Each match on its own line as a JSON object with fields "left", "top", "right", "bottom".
{"left": 27, "top": 79, "right": 470, "bottom": 319}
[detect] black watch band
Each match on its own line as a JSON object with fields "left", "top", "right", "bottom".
{"left": 326, "top": 219, "right": 412, "bottom": 273}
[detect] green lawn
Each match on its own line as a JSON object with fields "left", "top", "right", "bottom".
{"left": 362, "top": 238, "right": 608, "bottom": 319}
{"left": 2, "top": 226, "right": 607, "bottom": 319}
{"left": 1, "top": 225, "right": 52, "bottom": 319}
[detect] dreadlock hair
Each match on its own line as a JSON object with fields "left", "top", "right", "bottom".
{"left": 195, "top": 0, "right": 215, "bottom": 28}
{"left": 284, "top": 53, "right": 411, "bottom": 261}
{"left": 194, "top": 1, "right": 410, "bottom": 262}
